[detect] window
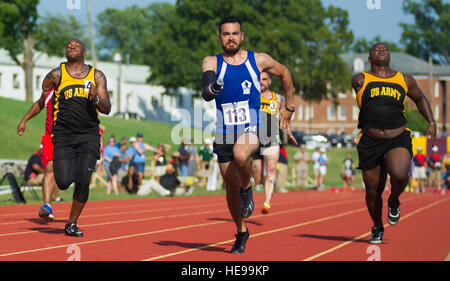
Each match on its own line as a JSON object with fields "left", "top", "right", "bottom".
{"left": 434, "top": 82, "right": 439, "bottom": 98}
{"left": 36, "top": 75, "right": 41, "bottom": 90}
{"left": 327, "top": 105, "right": 336, "bottom": 121}
{"left": 297, "top": 105, "right": 303, "bottom": 120}
{"left": 434, "top": 105, "right": 439, "bottom": 120}
{"left": 338, "top": 92, "right": 347, "bottom": 99}
{"left": 353, "top": 106, "right": 359, "bottom": 120}
{"left": 338, "top": 105, "right": 347, "bottom": 121}
{"left": 13, "top": 74, "right": 20, "bottom": 89}
{"left": 305, "top": 105, "right": 314, "bottom": 121}
{"left": 0, "top": 73, "right": 2, "bottom": 88}
{"left": 353, "top": 58, "right": 364, "bottom": 73}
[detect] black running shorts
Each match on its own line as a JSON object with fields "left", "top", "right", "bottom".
{"left": 53, "top": 133, "right": 101, "bottom": 161}
{"left": 213, "top": 129, "right": 259, "bottom": 164}
{"left": 357, "top": 129, "right": 412, "bottom": 171}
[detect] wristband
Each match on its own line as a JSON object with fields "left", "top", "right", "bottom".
{"left": 429, "top": 122, "right": 436, "bottom": 126}
{"left": 285, "top": 105, "right": 295, "bottom": 113}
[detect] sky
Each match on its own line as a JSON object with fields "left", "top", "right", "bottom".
{"left": 37, "top": 0, "right": 419, "bottom": 46}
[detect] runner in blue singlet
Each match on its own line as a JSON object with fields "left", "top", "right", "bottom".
{"left": 201, "top": 16, "right": 295, "bottom": 254}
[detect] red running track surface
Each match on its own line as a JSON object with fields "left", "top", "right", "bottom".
{"left": 0, "top": 190, "right": 449, "bottom": 261}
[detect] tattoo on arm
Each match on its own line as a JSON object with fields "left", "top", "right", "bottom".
{"left": 42, "top": 67, "right": 61, "bottom": 92}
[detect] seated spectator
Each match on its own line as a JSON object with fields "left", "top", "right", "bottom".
{"left": 23, "top": 145, "right": 45, "bottom": 186}
{"left": 137, "top": 163, "right": 180, "bottom": 197}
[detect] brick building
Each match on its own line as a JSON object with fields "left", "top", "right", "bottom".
{"left": 290, "top": 52, "right": 450, "bottom": 137}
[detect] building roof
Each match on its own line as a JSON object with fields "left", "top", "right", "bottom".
{"left": 340, "top": 52, "right": 450, "bottom": 78}
{"left": 0, "top": 49, "right": 151, "bottom": 84}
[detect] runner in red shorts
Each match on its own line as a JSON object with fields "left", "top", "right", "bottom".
{"left": 17, "top": 88, "right": 60, "bottom": 221}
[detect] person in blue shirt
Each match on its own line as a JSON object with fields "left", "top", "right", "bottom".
{"left": 131, "top": 132, "right": 161, "bottom": 186}
{"left": 124, "top": 136, "right": 137, "bottom": 192}
{"left": 103, "top": 135, "right": 121, "bottom": 195}
{"left": 201, "top": 16, "right": 294, "bottom": 254}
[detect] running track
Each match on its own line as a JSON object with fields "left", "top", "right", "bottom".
{"left": 0, "top": 190, "right": 449, "bottom": 261}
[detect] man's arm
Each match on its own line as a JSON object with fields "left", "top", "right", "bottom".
{"left": 17, "top": 68, "right": 60, "bottom": 136}
{"left": 256, "top": 52, "right": 294, "bottom": 129}
{"left": 89, "top": 69, "right": 111, "bottom": 115}
{"left": 201, "top": 56, "right": 222, "bottom": 101}
{"left": 405, "top": 75, "right": 436, "bottom": 145}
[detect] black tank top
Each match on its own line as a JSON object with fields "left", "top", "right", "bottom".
{"left": 52, "top": 63, "right": 99, "bottom": 137}
{"left": 356, "top": 71, "right": 408, "bottom": 129}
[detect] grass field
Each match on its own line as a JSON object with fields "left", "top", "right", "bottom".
{"left": 0, "top": 96, "right": 363, "bottom": 206}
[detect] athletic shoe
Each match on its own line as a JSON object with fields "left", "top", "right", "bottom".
{"left": 65, "top": 222, "right": 84, "bottom": 237}
{"left": 261, "top": 202, "right": 271, "bottom": 214}
{"left": 38, "top": 204, "right": 54, "bottom": 222}
{"left": 231, "top": 229, "right": 250, "bottom": 254}
{"left": 368, "top": 225, "right": 384, "bottom": 244}
{"left": 240, "top": 186, "right": 254, "bottom": 219}
{"left": 388, "top": 200, "right": 401, "bottom": 226}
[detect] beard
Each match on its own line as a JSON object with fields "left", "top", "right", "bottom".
{"left": 222, "top": 41, "right": 241, "bottom": 55}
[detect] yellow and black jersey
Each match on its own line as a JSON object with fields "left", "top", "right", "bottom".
{"left": 356, "top": 71, "right": 408, "bottom": 130}
{"left": 52, "top": 63, "right": 99, "bottom": 137}
{"left": 260, "top": 91, "right": 280, "bottom": 137}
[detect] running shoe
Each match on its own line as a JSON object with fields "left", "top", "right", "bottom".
{"left": 388, "top": 200, "right": 401, "bottom": 226}
{"left": 65, "top": 222, "right": 84, "bottom": 237}
{"left": 368, "top": 225, "right": 384, "bottom": 244}
{"left": 240, "top": 185, "right": 254, "bottom": 219}
{"left": 231, "top": 229, "right": 250, "bottom": 254}
{"left": 38, "top": 204, "right": 54, "bottom": 222}
{"left": 261, "top": 202, "right": 271, "bottom": 214}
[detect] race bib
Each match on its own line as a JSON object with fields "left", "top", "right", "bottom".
{"left": 222, "top": 100, "right": 251, "bottom": 126}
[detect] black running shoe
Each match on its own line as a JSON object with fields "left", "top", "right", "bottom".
{"left": 240, "top": 186, "right": 254, "bottom": 219}
{"left": 65, "top": 222, "right": 84, "bottom": 237}
{"left": 231, "top": 229, "right": 250, "bottom": 254}
{"left": 388, "top": 200, "right": 401, "bottom": 226}
{"left": 368, "top": 225, "right": 384, "bottom": 244}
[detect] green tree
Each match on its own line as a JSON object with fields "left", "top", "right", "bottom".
{"left": 0, "top": 0, "right": 87, "bottom": 101}
{"left": 400, "top": 0, "right": 449, "bottom": 65}
{"left": 96, "top": 3, "right": 175, "bottom": 64}
{"left": 144, "top": 0, "right": 353, "bottom": 101}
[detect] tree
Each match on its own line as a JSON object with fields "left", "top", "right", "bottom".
{"left": 144, "top": 0, "right": 354, "bottom": 101}
{"left": 0, "top": 0, "right": 86, "bottom": 101}
{"left": 96, "top": 3, "right": 175, "bottom": 64}
{"left": 350, "top": 36, "right": 403, "bottom": 53}
{"left": 400, "top": 0, "right": 449, "bottom": 65}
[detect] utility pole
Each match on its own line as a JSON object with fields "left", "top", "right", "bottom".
{"left": 87, "top": 0, "right": 98, "bottom": 67}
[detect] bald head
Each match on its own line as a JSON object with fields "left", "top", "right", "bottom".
{"left": 66, "top": 38, "right": 87, "bottom": 61}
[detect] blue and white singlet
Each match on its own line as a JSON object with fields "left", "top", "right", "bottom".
{"left": 214, "top": 51, "right": 261, "bottom": 137}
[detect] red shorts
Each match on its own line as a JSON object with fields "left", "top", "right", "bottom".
{"left": 41, "top": 134, "right": 54, "bottom": 168}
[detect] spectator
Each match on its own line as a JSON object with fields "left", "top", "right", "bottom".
{"left": 311, "top": 147, "right": 321, "bottom": 188}
{"left": 276, "top": 143, "right": 289, "bottom": 193}
{"left": 294, "top": 144, "right": 309, "bottom": 188}
{"left": 153, "top": 143, "right": 171, "bottom": 181}
{"left": 24, "top": 145, "right": 45, "bottom": 186}
{"left": 124, "top": 136, "right": 137, "bottom": 192}
{"left": 198, "top": 138, "right": 214, "bottom": 186}
{"left": 443, "top": 151, "right": 450, "bottom": 174}
{"left": 178, "top": 139, "right": 189, "bottom": 178}
{"left": 103, "top": 135, "right": 121, "bottom": 195}
{"left": 132, "top": 132, "right": 160, "bottom": 186}
{"left": 427, "top": 145, "right": 442, "bottom": 191}
{"left": 412, "top": 146, "right": 427, "bottom": 193}
{"left": 170, "top": 151, "right": 180, "bottom": 174}
{"left": 137, "top": 162, "right": 180, "bottom": 197}
{"left": 185, "top": 139, "right": 200, "bottom": 195}
{"left": 117, "top": 141, "right": 129, "bottom": 190}
{"left": 317, "top": 147, "right": 329, "bottom": 190}
{"left": 443, "top": 171, "right": 449, "bottom": 192}
{"left": 341, "top": 153, "right": 355, "bottom": 190}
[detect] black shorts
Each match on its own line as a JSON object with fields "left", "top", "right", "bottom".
{"left": 357, "top": 130, "right": 412, "bottom": 171}
{"left": 213, "top": 130, "right": 259, "bottom": 163}
{"left": 53, "top": 133, "right": 101, "bottom": 161}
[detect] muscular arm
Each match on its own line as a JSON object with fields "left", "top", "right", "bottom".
{"left": 90, "top": 69, "right": 111, "bottom": 115}
{"left": 351, "top": 73, "right": 365, "bottom": 93}
{"left": 256, "top": 53, "right": 294, "bottom": 129}
{"left": 17, "top": 68, "right": 60, "bottom": 136}
{"left": 405, "top": 74, "right": 436, "bottom": 144}
{"left": 201, "top": 56, "right": 220, "bottom": 101}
